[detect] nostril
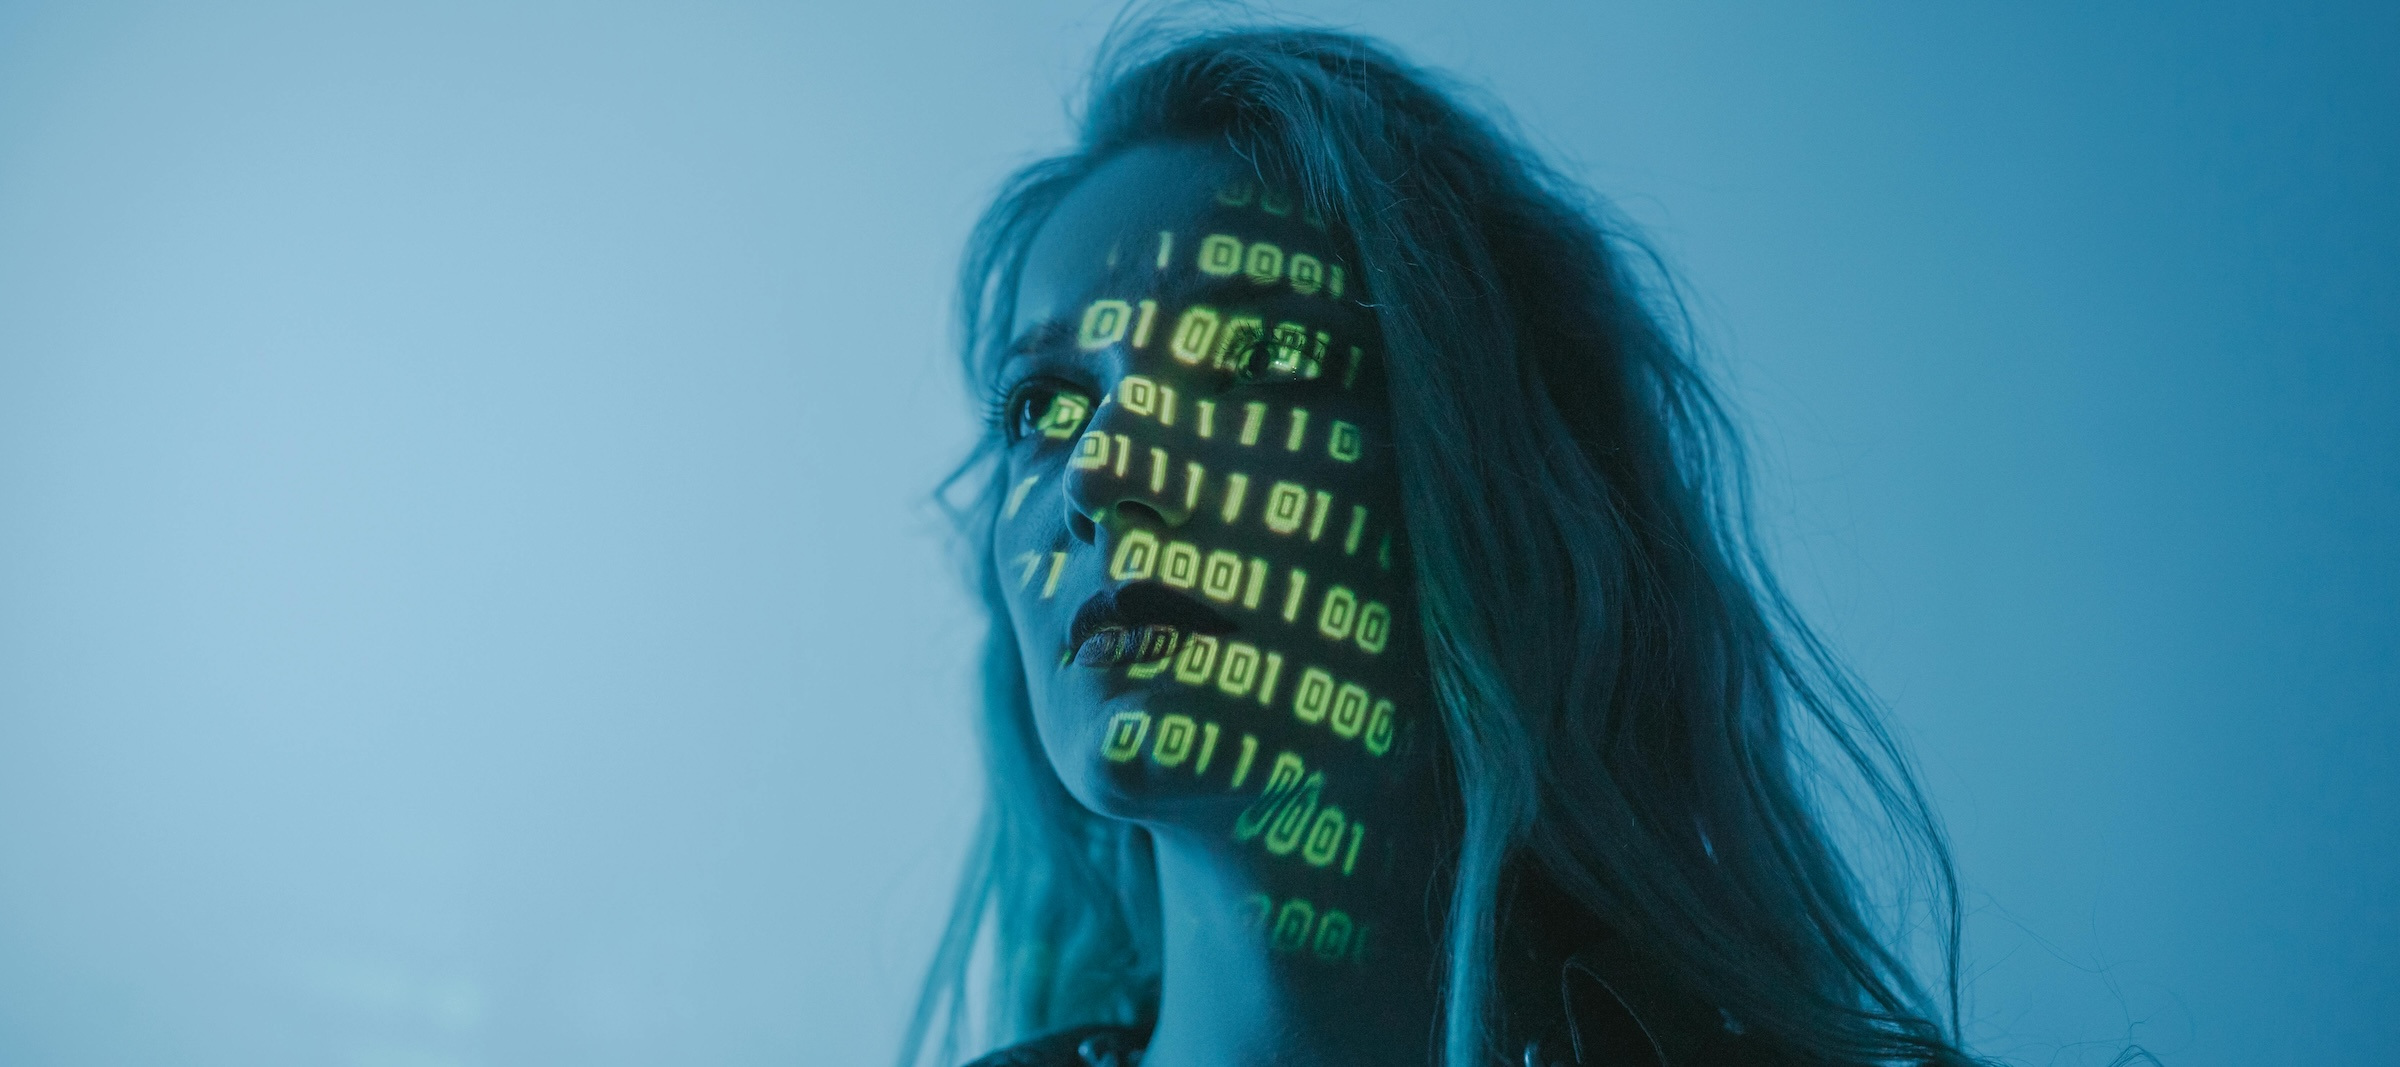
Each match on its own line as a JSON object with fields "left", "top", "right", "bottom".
{"left": 1068, "top": 509, "right": 1098, "bottom": 545}
{"left": 1114, "top": 499, "right": 1169, "bottom": 528}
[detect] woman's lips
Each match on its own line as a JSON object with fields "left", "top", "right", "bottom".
{"left": 1074, "top": 623, "right": 1183, "bottom": 668}
{"left": 1067, "top": 582, "right": 1236, "bottom": 668}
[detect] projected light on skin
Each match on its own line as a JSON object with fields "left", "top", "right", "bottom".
{"left": 993, "top": 142, "right": 1450, "bottom": 1065}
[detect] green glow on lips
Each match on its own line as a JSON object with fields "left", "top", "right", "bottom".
{"left": 1074, "top": 623, "right": 1185, "bottom": 669}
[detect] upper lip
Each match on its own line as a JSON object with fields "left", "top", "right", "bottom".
{"left": 1067, "top": 581, "right": 1237, "bottom": 652}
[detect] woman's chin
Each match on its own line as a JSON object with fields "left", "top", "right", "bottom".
{"left": 1069, "top": 755, "right": 1240, "bottom": 824}
{"left": 1042, "top": 687, "right": 1260, "bottom": 824}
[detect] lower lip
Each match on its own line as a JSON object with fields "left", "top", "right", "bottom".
{"left": 1074, "top": 624, "right": 1184, "bottom": 668}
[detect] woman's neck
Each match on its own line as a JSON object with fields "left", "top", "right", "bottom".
{"left": 1136, "top": 822, "right": 1452, "bottom": 1067}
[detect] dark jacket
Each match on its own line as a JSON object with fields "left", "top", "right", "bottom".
{"left": 959, "top": 939, "right": 1771, "bottom": 1067}
{"left": 963, "top": 876, "right": 1783, "bottom": 1067}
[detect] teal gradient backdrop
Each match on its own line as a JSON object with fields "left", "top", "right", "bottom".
{"left": 0, "top": 3, "right": 2390, "bottom": 1065}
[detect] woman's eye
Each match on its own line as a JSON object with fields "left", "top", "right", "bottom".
{"left": 1229, "top": 320, "right": 1325, "bottom": 384}
{"left": 1007, "top": 383, "right": 1093, "bottom": 442}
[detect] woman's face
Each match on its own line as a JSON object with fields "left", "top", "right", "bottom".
{"left": 993, "top": 141, "right": 1433, "bottom": 853}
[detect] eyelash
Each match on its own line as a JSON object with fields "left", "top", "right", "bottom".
{"left": 977, "top": 377, "right": 1020, "bottom": 433}
{"left": 1223, "top": 329, "right": 1332, "bottom": 388}
{"left": 983, "top": 333, "right": 1322, "bottom": 444}
{"left": 987, "top": 374, "right": 1094, "bottom": 442}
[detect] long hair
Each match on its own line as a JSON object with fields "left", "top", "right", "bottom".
{"left": 904, "top": 17, "right": 1978, "bottom": 1067}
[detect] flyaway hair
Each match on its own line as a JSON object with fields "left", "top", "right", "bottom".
{"left": 906, "top": 14, "right": 1983, "bottom": 1067}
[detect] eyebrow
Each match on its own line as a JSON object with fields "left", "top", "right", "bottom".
{"left": 1006, "top": 318, "right": 1077, "bottom": 358}
{"left": 1004, "top": 270, "right": 1350, "bottom": 360}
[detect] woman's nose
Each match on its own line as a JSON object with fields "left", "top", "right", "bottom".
{"left": 1061, "top": 398, "right": 1196, "bottom": 544}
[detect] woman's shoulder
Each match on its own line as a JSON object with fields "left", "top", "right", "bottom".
{"left": 960, "top": 1023, "right": 1148, "bottom": 1067}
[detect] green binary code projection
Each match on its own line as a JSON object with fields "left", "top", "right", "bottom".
{"left": 995, "top": 173, "right": 1412, "bottom": 968}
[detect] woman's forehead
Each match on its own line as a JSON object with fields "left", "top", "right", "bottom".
{"left": 1015, "top": 142, "right": 1335, "bottom": 332}
{"left": 1031, "top": 143, "right": 1239, "bottom": 273}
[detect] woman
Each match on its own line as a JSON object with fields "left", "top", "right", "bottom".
{"left": 904, "top": 19, "right": 1980, "bottom": 1067}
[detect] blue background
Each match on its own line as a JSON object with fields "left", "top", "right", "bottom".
{"left": 1, "top": 2, "right": 2391, "bottom": 1064}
